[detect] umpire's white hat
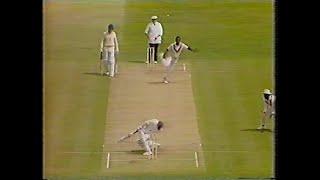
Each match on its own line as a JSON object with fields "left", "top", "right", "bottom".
{"left": 151, "top": 16, "right": 158, "bottom": 20}
{"left": 263, "top": 89, "right": 272, "bottom": 94}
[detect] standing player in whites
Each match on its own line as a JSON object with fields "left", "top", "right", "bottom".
{"left": 257, "top": 89, "right": 276, "bottom": 130}
{"left": 100, "top": 24, "right": 119, "bottom": 77}
{"left": 161, "top": 36, "right": 196, "bottom": 83}
{"left": 118, "top": 119, "right": 164, "bottom": 156}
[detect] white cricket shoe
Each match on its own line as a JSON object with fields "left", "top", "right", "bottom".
{"left": 145, "top": 61, "right": 149, "bottom": 64}
{"left": 154, "top": 61, "right": 158, "bottom": 64}
{"left": 163, "top": 80, "right": 169, "bottom": 84}
{"left": 143, "top": 152, "right": 152, "bottom": 156}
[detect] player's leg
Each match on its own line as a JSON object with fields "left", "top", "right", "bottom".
{"left": 101, "top": 51, "right": 109, "bottom": 75}
{"left": 163, "top": 58, "right": 177, "bottom": 83}
{"left": 154, "top": 43, "right": 159, "bottom": 63}
{"left": 162, "top": 57, "right": 171, "bottom": 83}
{"left": 258, "top": 114, "right": 266, "bottom": 129}
{"left": 138, "top": 131, "right": 152, "bottom": 155}
{"left": 115, "top": 55, "right": 118, "bottom": 74}
{"left": 108, "top": 50, "right": 115, "bottom": 77}
{"left": 106, "top": 51, "right": 111, "bottom": 76}
{"left": 168, "top": 58, "right": 177, "bottom": 72}
{"left": 258, "top": 110, "right": 270, "bottom": 129}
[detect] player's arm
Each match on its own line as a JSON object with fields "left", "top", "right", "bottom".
{"left": 187, "top": 46, "right": 198, "bottom": 52}
{"left": 100, "top": 32, "right": 106, "bottom": 52}
{"left": 114, "top": 32, "right": 119, "bottom": 53}
{"left": 100, "top": 40, "right": 103, "bottom": 52}
{"left": 159, "top": 23, "right": 163, "bottom": 37}
{"left": 100, "top": 37, "right": 105, "bottom": 60}
{"left": 262, "top": 100, "right": 268, "bottom": 113}
{"left": 184, "top": 43, "right": 197, "bottom": 52}
{"left": 155, "top": 23, "right": 163, "bottom": 40}
{"left": 144, "top": 24, "right": 150, "bottom": 37}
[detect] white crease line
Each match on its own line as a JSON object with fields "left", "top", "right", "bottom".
{"left": 110, "top": 158, "right": 194, "bottom": 162}
{"left": 194, "top": 151, "right": 199, "bottom": 168}
{"left": 106, "top": 152, "right": 110, "bottom": 168}
{"left": 62, "top": 150, "right": 250, "bottom": 154}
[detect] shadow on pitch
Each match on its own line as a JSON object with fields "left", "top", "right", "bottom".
{"left": 128, "top": 60, "right": 145, "bottom": 64}
{"left": 147, "top": 81, "right": 176, "bottom": 84}
{"left": 147, "top": 81, "right": 164, "bottom": 85}
{"left": 240, "top": 128, "right": 273, "bottom": 133}
{"left": 128, "top": 150, "right": 145, "bottom": 154}
{"left": 83, "top": 72, "right": 103, "bottom": 76}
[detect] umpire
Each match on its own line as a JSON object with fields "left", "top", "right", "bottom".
{"left": 144, "top": 16, "right": 164, "bottom": 64}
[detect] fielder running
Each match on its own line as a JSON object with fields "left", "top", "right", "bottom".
{"left": 100, "top": 24, "right": 119, "bottom": 77}
{"left": 161, "top": 36, "right": 196, "bottom": 83}
{"left": 257, "top": 89, "right": 276, "bottom": 130}
{"left": 118, "top": 119, "right": 164, "bottom": 156}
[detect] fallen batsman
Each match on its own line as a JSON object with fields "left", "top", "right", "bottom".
{"left": 118, "top": 119, "right": 164, "bottom": 156}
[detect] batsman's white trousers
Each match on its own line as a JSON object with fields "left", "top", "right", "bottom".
{"left": 102, "top": 47, "right": 115, "bottom": 77}
{"left": 136, "top": 130, "right": 155, "bottom": 153}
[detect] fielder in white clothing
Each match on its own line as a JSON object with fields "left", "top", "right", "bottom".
{"left": 118, "top": 119, "right": 164, "bottom": 156}
{"left": 100, "top": 24, "right": 119, "bottom": 77}
{"left": 145, "top": 16, "right": 163, "bottom": 64}
{"left": 257, "top": 89, "right": 276, "bottom": 130}
{"left": 161, "top": 36, "right": 196, "bottom": 83}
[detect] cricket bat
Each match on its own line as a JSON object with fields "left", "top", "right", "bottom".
{"left": 118, "top": 129, "right": 139, "bottom": 143}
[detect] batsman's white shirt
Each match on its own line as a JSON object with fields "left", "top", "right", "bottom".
{"left": 263, "top": 94, "right": 275, "bottom": 116}
{"left": 137, "top": 119, "right": 160, "bottom": 134}
{"left": 101, "top": 31, "right": 119, "bottom": 52}
{"left": 145, "top": 22, "right": 163, "bottom": 44}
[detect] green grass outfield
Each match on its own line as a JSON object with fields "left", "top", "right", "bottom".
{"left": 44, "top": 0, "right": 273, "bottom": 179}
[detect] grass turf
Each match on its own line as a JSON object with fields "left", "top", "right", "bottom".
{"left": 44, "top": 0, "right": 273, "bottom": 179}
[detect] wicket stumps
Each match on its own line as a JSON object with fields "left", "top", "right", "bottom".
{"left": 152, "top": 143, "right": 158, "bottom": 159}
{"left": 148, "top": 134, "right": 158, "bottom": 160}
{"left": 146, "top": 47, "right": 155, "bottom": 65}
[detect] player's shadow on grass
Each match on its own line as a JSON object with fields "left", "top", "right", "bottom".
{"left": 128, "top": 60, "right": 145, "bottom": 64}
{"left": 83, "top": 72, "right": 103, "bottom": 76}
{"left": 240, "top": 128, "right": 273, "bottom": 133}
